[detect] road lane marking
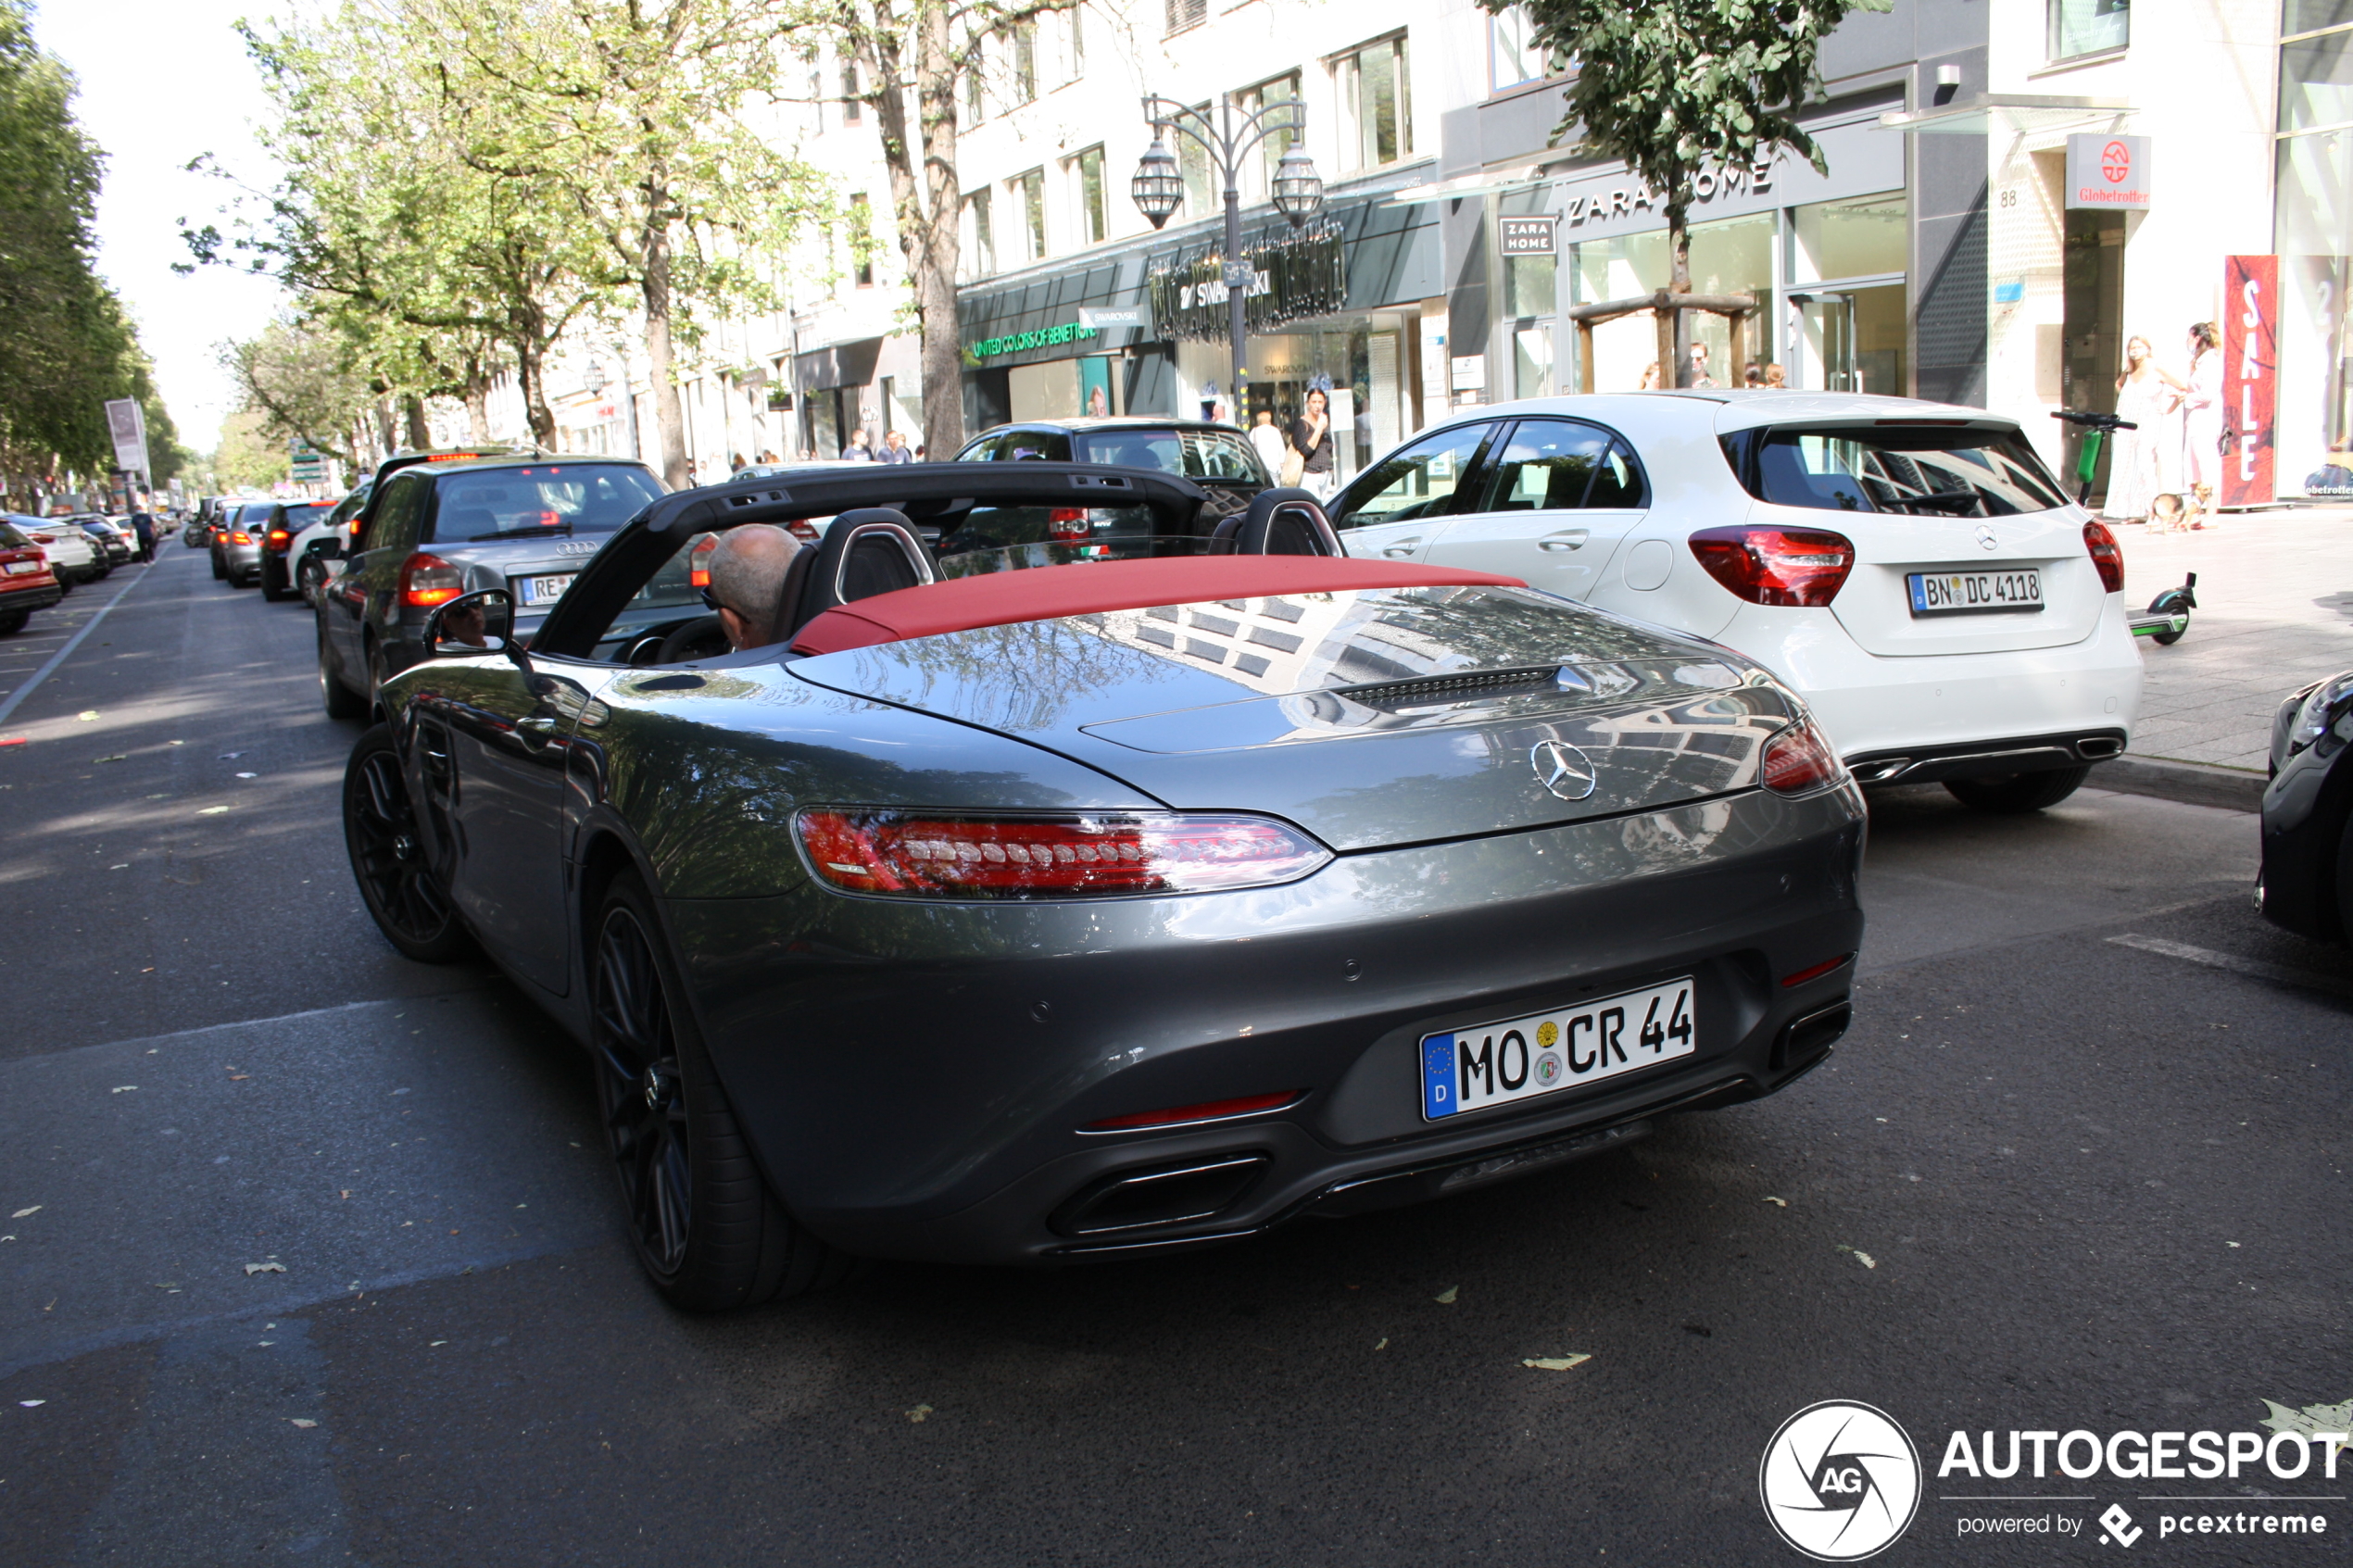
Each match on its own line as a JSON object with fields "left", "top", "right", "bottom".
{"left": 2107, "top": 934, "right": 2353, "bottom": 999}
{"left": 0, "top": 564, "right": 155, "bottom": 728}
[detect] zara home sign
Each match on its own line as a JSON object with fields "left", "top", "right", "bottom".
{"left": 2065, "top": 133, "right": 2152, "bottom": 210}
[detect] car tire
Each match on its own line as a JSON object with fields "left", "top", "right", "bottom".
{"left": 1944, "top": 765, "right": 2093, "bottom": 814}
{"left": 51, "top": 575, "right": 69, "bottom": 596}
{"left": 589, "top": 869, "right": 855, "bottom": 1311}
{"left": 210, "top": 553, "right": 224, "bottom": 580}
{"left": 0, "top": 608, "right": 25, "bottom": 635}
{"left": 319, "top": 615, "right": 366, "bottom": 720}
{"left": 342, "top": 722, "right": 473, "bottom": 963}
{"left": 260, "top": 569, "right": 289, "bottom": 602}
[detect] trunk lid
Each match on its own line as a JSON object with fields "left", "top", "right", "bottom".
{"left": 786, "top": 582, "right": 1802, "bottom": 852}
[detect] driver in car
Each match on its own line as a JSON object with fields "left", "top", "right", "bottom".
{"left": 704, "top": 523, "right": 802, "bottom": 650}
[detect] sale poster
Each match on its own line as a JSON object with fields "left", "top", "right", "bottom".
{"left": 2221, "top": 254, "right": 2279, "bottom": 508}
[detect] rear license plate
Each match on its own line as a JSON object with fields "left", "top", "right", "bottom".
{"left": 518, "top": 573, "right": 575, "bottom": 606}
{"left": 1421, "top": 978, "right": 1695, "bottom": 1121}
{"left": 1906, "top": 569, "right": 2043, "bottom": 616}
{"left": 4, "top": 561, "right": 39, "bottom": 574}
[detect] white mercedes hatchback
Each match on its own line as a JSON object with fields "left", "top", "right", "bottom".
{"left": 1327, "top": 391, "right": 2143, "bottom": 812}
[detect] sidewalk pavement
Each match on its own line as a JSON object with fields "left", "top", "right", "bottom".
{"left": 2101, "top": 504, "right": 2353, "bottom": 809}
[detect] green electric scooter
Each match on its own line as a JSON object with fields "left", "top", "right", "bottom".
{"left": 2053, "top": 408, "right": 2196, "bottom": 646}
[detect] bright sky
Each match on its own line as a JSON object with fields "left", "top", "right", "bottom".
{"left": 33, "top": 0, "right": 289, "bottom": 453}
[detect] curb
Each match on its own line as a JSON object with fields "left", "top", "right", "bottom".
{"left": 2095, "top": 754, "right": 2265, "bottom": 813}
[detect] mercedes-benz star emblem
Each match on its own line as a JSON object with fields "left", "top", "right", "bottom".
{"left": 1529, "top": 740, "right": 1598, "bottom": 801}
{"left": 1975, "top": 525, "right": 1999, "bottom": 551}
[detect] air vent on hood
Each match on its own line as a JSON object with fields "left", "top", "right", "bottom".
{"left": 1337, "top": 666, "right": 1562, "bottom": 710}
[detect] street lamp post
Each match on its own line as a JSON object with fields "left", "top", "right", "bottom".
{"left": 1131, "top": 94, "right": 1324, "bottom": 420}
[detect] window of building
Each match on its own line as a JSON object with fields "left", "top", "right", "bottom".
{"left": 809, "top": 68, "right": 825, "bottom": 130}
{"left": 965, "top": 188, "right": 995, "bottom": 276}
{"left": 2047, "top": 0, "right": 2128, "bottom": 61}
{"left": 1012, "top": 22, "right": 1037, "bottom": 104}
{"left": 1242, "top": 73, "right": 1302, "bottom": 194}
{"left": 2275, "top": 4, "right": 2353, "bottom": 494}
{"left": 1792, "top": 194, "right": 1908, "bottom": 283}
{"left": 1334, "top": 34, "right": 1412, "bottom": 170}
{"left": 1167, "top": 0, "right": 1206, "bottom": 37}
{"left": 1491, "top": 8, "right": 1545, "bottom": 93}
{"left": 849, "top": 192, "right": 875, "bottom": 286}
{"left": 1064, "top": 6, "right": 1085, "bottom": 82}
{"left": 1014, "top": 169, "right": 1046, "bottom": 264}
{"left": 842, "top": 62, "right": 862, "bottom": 122}
{"left": 964, "top": 44, "right": 985, "bottom": 122}
{"left": 1071, "top": 145, "right": 1107, "bottom": 245}
{"left": 1177, "top": 102, "right": 1213, "bottom": 213}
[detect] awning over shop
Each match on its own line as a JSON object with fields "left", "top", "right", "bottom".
{"left": 1879, "top": 94, "right": 2134, "bottom": 136}
{"left": 793, "top": 337, "right": 882, "bottom": 393}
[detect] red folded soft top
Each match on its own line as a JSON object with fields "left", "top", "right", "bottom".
{"left": 788, "top": 555, "right": 1528, "bottom": 656}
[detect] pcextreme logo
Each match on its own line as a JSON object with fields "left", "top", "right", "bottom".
{"left": 1760, "top": 1400, "right": 1923, "bottom": 1561}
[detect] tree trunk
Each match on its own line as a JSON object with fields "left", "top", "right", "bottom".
{"left": 640, "top": 203, "right": 690, "bottom": 489}
{"left": 514, "top": 340, "right": 557, "bottom": 448}
{"left": 1666, "top": 191, "right": 1693, "bottom": 388}
{"left": 403, "top": 395, "right": 431, "bottom": 449}
{"left": 464, "top": 382, "right": 490, "bottom": 444}
{"left": 900, "top": 6, "right": 966, "bottom": 458}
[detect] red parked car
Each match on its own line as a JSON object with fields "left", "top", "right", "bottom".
{"left": 0, "top": 518, "right": 63, "bottom": 633}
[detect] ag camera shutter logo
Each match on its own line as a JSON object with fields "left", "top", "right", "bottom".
{"left": 1760, "top": 1400, "right": 1922, "bottom": 1561}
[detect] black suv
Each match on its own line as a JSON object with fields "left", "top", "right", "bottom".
{"left": 954, "top": 417, "right": 1270, "bottom": 525}
{"left": 315, "top": 455, "right": 664, "bottom": 718}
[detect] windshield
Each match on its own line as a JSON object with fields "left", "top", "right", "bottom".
{"left": 0, "top": 522, "right": 27, "bottom": 548}
{"left": 285, "top": 502, "right": 339, "bottom": 529}
{"left": 1732, "top": 425, "right": 2068, "bottom": 517}
{"left": 1074, "top": 429, "right": 1266, "bottom": 483}
{"left": 432, "top": 465, "right": 661, "bottom": 541}
{"left": 935, "top": 532, "right": 1227, "bottom": 580}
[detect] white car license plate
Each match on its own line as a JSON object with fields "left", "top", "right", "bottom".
{"left": 1421, "top": 978, "right": 1695, "bottom": 1121}
{"left": 4, "top": 560, "right": 39, "bottom": 574}
{"left": 1906, "top": 569, "right": 2043, "bottom": 616}
{"left": 517, "top": 572, "right": 575, "bottom": 606}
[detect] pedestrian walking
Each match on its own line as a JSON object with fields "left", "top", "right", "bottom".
{"left": 1637, "top": 361, "right": 1662, "bottom": 390}
{"left": 129, "top": 509, "right": 155, "bottom": 563}
{"left": 1764, "top": 362, "right": 1786, "bottom": 388}
{"left": 2180, "top": 321, "right": 2222, "bottom": 528}
{"left": 878, "top": 430, "right": 915, "bottom": 465}
{"left": 1086, "top": 384, "right": 1109, "bottom": 417}
{"left": 842, "top": 429, "right": 875, "bottom": 461}
{"left": 2101, "top": 336, "right": 2183, "bottom": 528}
{"left": 1248, "top": 409, "right": 1288, "bottom": 478}
{"left": 1287, "top": 387, "right": 1338, "bottom": 500}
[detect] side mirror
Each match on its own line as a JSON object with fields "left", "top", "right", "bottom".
{"left": 424, "top": 588, "right": 513, "bottom": 658}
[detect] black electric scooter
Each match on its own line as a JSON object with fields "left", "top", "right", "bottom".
{"left": 2052, "top": 408, "right": 2196, "bottom": 646}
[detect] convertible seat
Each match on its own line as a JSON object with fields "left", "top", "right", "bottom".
{"left": 789, "top": 555, "right": 1528, "bottom": 656}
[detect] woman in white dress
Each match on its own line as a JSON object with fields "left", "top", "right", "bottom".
{"left": 2102, "top": 336, "right": 2183, "bottom": 524}
{"left": 2178, "top": 321, "right": 2222, "bottom": 527}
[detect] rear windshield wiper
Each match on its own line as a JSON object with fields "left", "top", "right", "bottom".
{"left": 466, "top": 522, "right": 575, "bottom": 541}
{"left": 1883, "top": 490, "right": 1986, "bottom": 514}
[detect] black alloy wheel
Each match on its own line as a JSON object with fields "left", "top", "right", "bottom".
{"left": 0, "top": 608, "right": 25, "bottom": 635}
{"left": 589, "top": 870, "right": 854, "bottom": 1311}
{"left": 341, "top": 723, "right": 472, "bottom": 962}
{"left": 1945, "top": 764, "right": 2093, "bottom": 814}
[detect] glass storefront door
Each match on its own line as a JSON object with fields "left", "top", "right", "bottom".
{"left": 2060, "top": 209, "right": 2125, "bottom": 498}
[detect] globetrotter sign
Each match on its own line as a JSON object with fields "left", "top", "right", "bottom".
{"left": 1147, "top": 223, "right": 1345, "bottom": 343}
{"left": 2065, "top": 133, "right": 2152, "bottom": 209}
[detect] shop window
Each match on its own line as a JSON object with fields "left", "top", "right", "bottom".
{"left": 1015, "top": 168, "right": 1046, "bottom": 264}
{"left": 1167, "top": 0, "right": 1206, "bottom": 36}
{"left": 1792, "top": 194, "right": 1906, "bottom": 283}
{"left": 1177, "top": 102, "right": 1213, "bottom": 214}
{"left": 1570, "top": 209, "right": 1775, "bottom": 392}
{"left": 2281, "top": 29, "right": 2353, "bottom": 132}
{"left": 1242, "top": 73, "right": 1302, "bottom": 195}
{"left": 2047, "top": 0, "right": 2127, "bottom": 61}
{"left": 1012, "top": 22, "right": 1037, "bottom": 105}
{"left": 965, "top": 188, "right": 995, "bottom": 277}
{"left": 842, "top": 62, "right": 862, "bottom": 123}
{"left": 1334, "top": 34, "right": 1412, "bottom": 171}
{"left": 2287, "top": 0, "right": 2353, "bottom": 35}
{"left": 1070, "top": 146, "right": 1107, "bottom": 245}
{"left": 1491, "top": 8, "right": 1545, "bottom": 94}
{"left": 1505, "top": 252, "right": 1555, "bottom": 319}
{"left": 849, "top": 193, "right": 874, "bottom": 287}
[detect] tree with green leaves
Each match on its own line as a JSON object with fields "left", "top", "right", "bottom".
{"left": 1490, "top": 0, "right": 1889, "bottom": 384}
{"left": 0, "top": 0, "right": 179, "bottom": 495}
{"left": 827, "top": 0, "right": 1076, "bottom": 458}
{"left": 412, "top": 0, "right": 828, "bottom": 487}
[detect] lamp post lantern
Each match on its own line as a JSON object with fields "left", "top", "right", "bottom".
{"left": 1130, "top": 94, "right": 1321, "bottom": 420}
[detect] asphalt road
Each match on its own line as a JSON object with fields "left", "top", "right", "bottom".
{"left": 3, "top": 545, "right": 2348, "bottom": 1566}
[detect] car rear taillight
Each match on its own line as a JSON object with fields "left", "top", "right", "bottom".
{"left": 229, "top": 531, "right": 253, "bottom": 545}
{"left": 688, "top": 533, "right": 718, "bottom": 587}
{"left": 2082, "top": 520, "right": 2125, "bottom": 593}
{"left": 1759, "top": 719, "right": 1846, "bottom": 797}
{"left": 1048, "top": 508, "right": 1090, "bottom": 542}
{"left": 786, "top": 519, "right": 822, "bottom": 543}
{"left": 399, "top": 551, "right": 464, "bottom": 608}
{"left": 266, "top": 529, "right": 291, "bottom": 550}
{"left": 1688, "top": 526, "right": 1856, "bottom": 607}
{"left": 795, "top": 810, "right": 1332, "bottom": 898}
{"left": 1083, "top": 1091, "right": 1306, "bottom": 1132}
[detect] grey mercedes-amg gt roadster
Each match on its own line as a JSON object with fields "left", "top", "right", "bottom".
{"left": 343, "top": 462, "right": 1867, "bottom": 1310}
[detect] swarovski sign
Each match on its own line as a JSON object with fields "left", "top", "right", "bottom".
{"left": 1148, "top": 223, "right": 1345, "bottom": 343}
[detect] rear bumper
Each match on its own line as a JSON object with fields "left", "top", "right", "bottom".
{"left": 666, "top": 784, "right": 1868, "bottom": 1266}
{"left": 0, "top": 580, "right": 61, "bottom": 613}
{"left": 1722, "top": 596, "right": 2143, "bottom": 761}
{"left": 1845, "top": 727, "right": 2126, "bottom": 786}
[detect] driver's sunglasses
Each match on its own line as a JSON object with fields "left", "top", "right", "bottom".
{"left": 698, "top": 586, "right": 722, "bottom": 612}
